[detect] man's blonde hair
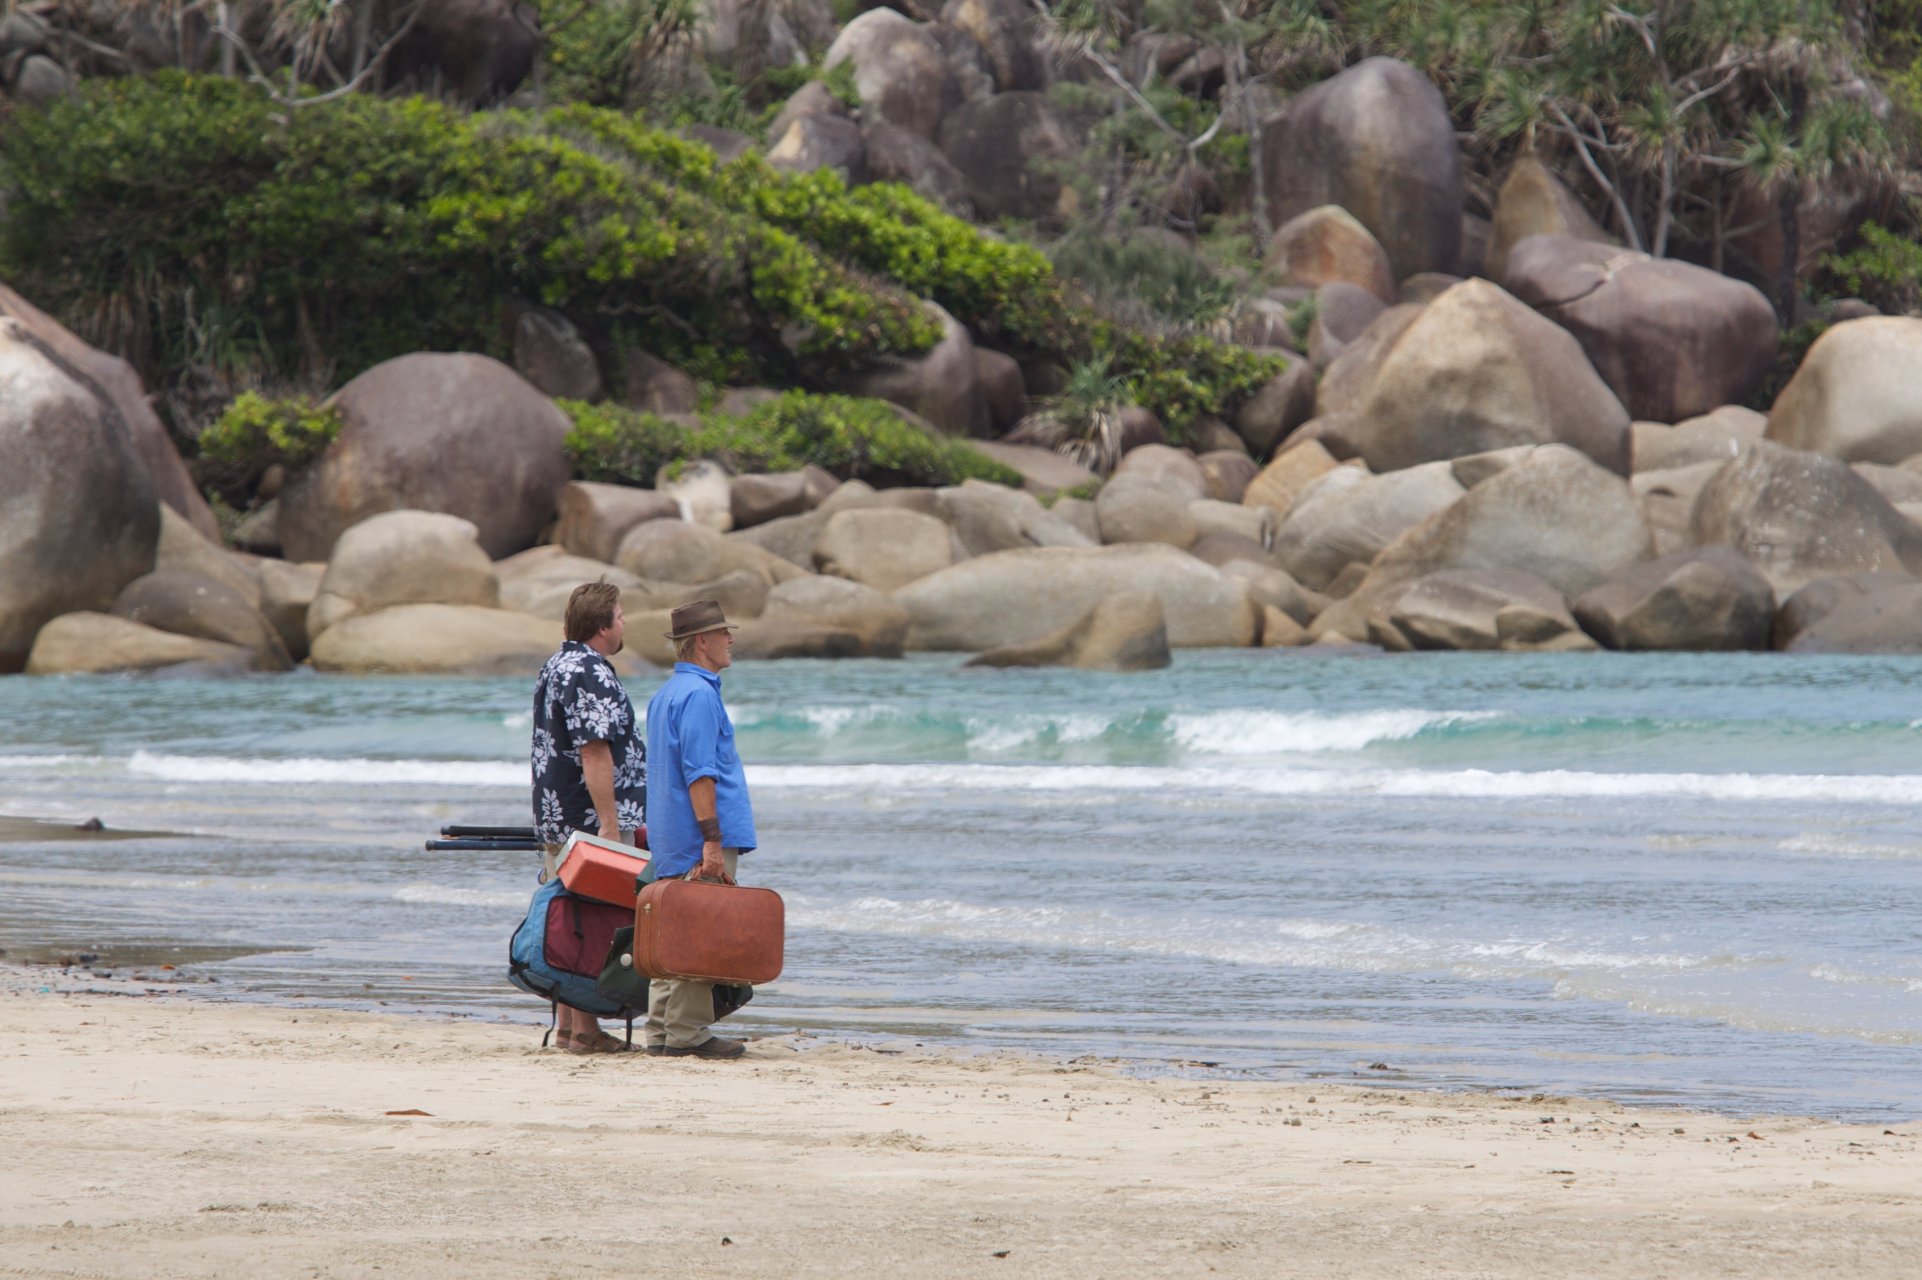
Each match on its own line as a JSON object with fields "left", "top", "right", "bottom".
{"left": 674, "top": 633, "right": 702, "bottom": 663}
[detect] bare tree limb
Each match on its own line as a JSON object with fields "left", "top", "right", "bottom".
{"left": 1550, "top": 103, "right": 1644, "bottom": 251}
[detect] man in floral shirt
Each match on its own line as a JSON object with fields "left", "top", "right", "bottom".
{"left": 530, "top": 580, "right": 646, "bottom": 1054}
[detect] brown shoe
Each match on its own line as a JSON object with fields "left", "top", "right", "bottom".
{"left": 643, "top": 1043, "right": 666, "bottom": 1057}
{"left": 664, "top": 1036, "right": 746, "bottom": 1059}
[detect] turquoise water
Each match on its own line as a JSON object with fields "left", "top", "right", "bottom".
{"left": 2, "top": 650, "right": 1920, "bottom": 1120}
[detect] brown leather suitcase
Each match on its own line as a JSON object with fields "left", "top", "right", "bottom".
{"left": 633, "top": 877, "right": 784, "bottom": 985}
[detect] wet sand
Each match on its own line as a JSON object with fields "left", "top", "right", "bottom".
{"left": 3, "top": 963, "right": 1918, "bottom": 1278}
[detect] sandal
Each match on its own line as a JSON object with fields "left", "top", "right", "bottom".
{"left": 560, "top": 1029, "right": 640, "bottom": 1055}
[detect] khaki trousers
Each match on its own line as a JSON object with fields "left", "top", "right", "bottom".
{"left": 646, "top": 848, "right": 740, "bottom": 1050}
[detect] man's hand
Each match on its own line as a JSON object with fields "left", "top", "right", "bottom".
{"left": 697, "top": 840, "right": 735, "bottom": 885}
{"left": 598, "top": 820, "right": 635, "bottom": 847}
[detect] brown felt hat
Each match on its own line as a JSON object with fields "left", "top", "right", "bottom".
{"left": 663, "top": 599, "right": 737, "bottom": 640}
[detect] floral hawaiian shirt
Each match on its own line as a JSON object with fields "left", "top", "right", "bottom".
{"left": 530, "top": 641, "right": 646, "bottom": 846}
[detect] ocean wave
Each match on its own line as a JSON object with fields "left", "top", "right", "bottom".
{"left": 1165, "top": 708, "right": 1498, "bottom": 755}
{"left": 126, "top": 751, "right": 521, "bottom": 788}
{"left": 1552, "top": 974, "right": 1922, "bottom": 1046}
{"left": 1778, "top": 834, "right": 1922, "bottom": 860}
{"left": 789, "top": 894, "right": 1716, "bottom": 979}
{"left": 392, "top": 883, "right": 531, "bottom": 909}
{"left": 750, "top": 762, "right": 1922, "bottom": 806}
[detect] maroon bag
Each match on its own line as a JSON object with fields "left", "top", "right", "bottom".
{"left": 543, "top": 891, "right": 632, "bottom": 980}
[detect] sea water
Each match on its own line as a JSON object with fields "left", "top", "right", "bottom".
{"left": 2, "top": 650, "right": 1919, "bottom": 1122}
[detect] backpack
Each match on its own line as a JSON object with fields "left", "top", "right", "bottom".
{"left": 507, "top": 877, "right": 647, "bottom": 1041}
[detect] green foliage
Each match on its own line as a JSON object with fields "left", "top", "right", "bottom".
{"left": 536, "top": 0, "right": 703, "bottom": 111}
{"left": 198, "top": 392, "right": 343, "bottom": 468}
{"left": 1047, "top": 223, "right": 1239, "bottom": 331}
{"left": 0, "top": 73, "right": 939, "bottom": 412}
{"left": 1821, "top": 220, "right": 1922, "bottom": 315}
{"left": 1, "top": 72, "right": 1279, "bottom": 439}
{"left": 562, "top": 391, "right": 1025, "bottom": 489}
{"left": 1012, "top": 355, "right": 1132, "bottom": 473}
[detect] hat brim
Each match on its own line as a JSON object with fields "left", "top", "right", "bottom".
{"left": 662, "top": 621, "right": 738, "bottom": 641}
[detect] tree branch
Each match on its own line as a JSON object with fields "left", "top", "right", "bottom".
{"left": 1028, "top": 0, "right": 1186, "bottom": 145}
{"left": 1550, "top": 104, "right": 1644, "bottom": 251}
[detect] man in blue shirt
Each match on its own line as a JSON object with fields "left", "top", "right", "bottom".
{"left": 644, "top": 599, "right": 758, "bottom": 1059}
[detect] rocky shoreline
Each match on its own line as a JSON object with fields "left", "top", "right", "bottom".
{"left": 5, "top": 6, "right": 1922, "bottom": 673}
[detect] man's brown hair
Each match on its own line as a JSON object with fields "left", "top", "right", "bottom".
{"left": 564, "top": 580, "right": 620, "bottom": 643}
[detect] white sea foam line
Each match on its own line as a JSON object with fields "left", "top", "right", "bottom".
{"left": 126, "top": 751, "right": 521, "bottom": 788}
{"left": 749, "top": 762, "right": 1922, "bottom": 805}
{"left": 1166, "top": 708, "right": 1499, "bottom": 755}
{"left": 1552, "top": 973, "right": 1922, "bottom": 1045}
{"left": 392, "top": 884, "right": 529, "bottom": 909}
{"left": 789, "top": 894, "right": 1714, "bottom": 978}
{"left": 1778, "top": 834, "right": 1922, "bottom": 860}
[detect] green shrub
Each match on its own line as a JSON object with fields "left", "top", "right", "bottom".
{"left": 198, "top": 392, "right": 343, "bottom": 468}
{"left": 562, "top": 391, "right": 1025, "bottom": 489}
{"left": 0, "top": 73, "right": 938, "bottom": 405}
{"left": 1821, "top": 220, "right": 1922, "bottom": 315}
{"left": 1, "top": 73, "right": 1280, "bottom": 439}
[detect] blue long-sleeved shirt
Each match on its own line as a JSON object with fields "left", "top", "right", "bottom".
{"left": 644, "top": 662, "right": 757, "bottom": 879}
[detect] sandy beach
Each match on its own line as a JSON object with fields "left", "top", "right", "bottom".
{"left": 2, "top": 964, "right": 1917, "bottom": 1279}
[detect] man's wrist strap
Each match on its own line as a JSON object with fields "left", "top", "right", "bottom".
{"left": 698, "top": 816, "right": 721, "bottom": 842}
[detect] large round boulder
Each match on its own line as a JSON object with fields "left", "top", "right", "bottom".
{"left": 1571, "top": 547, "right": 1775, "bottom": 651}
{"left": 1503, "top": 235, "right": 1779, "bottom": 424}
{"left": 1232, "top": 358, "right": 1317, "bottom": 460}
{"left": 895, "top": 544, "right": 1258, "bottom": 650}
{"left": 1780, "top": 581, "right": 1922, "bottom": 654}
{"left": 0, "top": 283, "right": 216, "bottom": 540}
{"left": 1095, "top": 474, "right": 1198, "bottom": 548}
{"left": 111, "top": 569, "right": 292, "bottom": 671}
{"left": 25, "top": 612, "right": 251, "bottom": 676}
{"left": 965, "top": 592, "right": 1170, "bottom": 671}
{"left": 154, "top": 504, "right": 261, "bottom": 609}
{"left": 385, "top": 0, "right": 539, "bottom": 106}
{"left": 555, "top": 482, "right": 681, "bottom": 564}
{"left": 813, "top": 508, "right": 955, "bottom": 590}
{"left": 277, "top": 353, "right": 571, "bottom": 561}
{"left": 496, "top": 553, "right": 650, "bottom": 622}
{"left": 1484, "top": 156, "right": 1614, "bottom": 281}
{"left": 307, "top": 510, "right": 500, "bottom": 641}
{"left": 939, "top": 0, "right": 1050, "bottom": 92}
{"left": 838, "top": 304, "right": 987, "bottom": 436}
{"left": 308, "top": 604, "right": 579, "bottom": 676}
{"left": 1366, "top": 445, "right": 1653, "bottom": 598}
{"left": 1241, "top": 439, "right": 1344, "bottom": 523}
{"left": 1112, "top": 444, "right": 1206, "bottom": 498}
{"left": 511, "top": 306, "right": 604, "bottom": 402}
{"left": 618, "top": 516, "right": 807, "bottom": 586}
{"left": 936, "top": 91, "right": 1080, "bottom": 224}
{"left": 1262, "top": 205, "right": 1395, "bottom": 302}
{"left": 1766, "top": 318, "right": 1922, "bottom": 464}
{"left": 1320, "top": 279, "right": 1631, "bottom": 475}
{"left": 824, "top": 8, "right": 959, "bottom": 140}
{"left": 861, "top": 120, "right": 976, "bottom": 216}
{"left": 1633, "top": 406, "right": 1767, "bottom": 472}
{"left": 766, "top": 112, "right": 868, "bottom": 183}
{"left": 1380, "top": 569, "right": 1575, "bottom": 652}
{"left": 0, "top": 327, "right": 159, "bottom": 672}
{"left": 1774, "top": 572, "right": 1920, "bottom": 650}
{"left": 763, "top": 574, "right": 910, "bottom": 657}
{"left": 1260, "top": 57, "right": 1463, "bottom": 281}
{"left": 1272, "top": 462, "right": 1465, "bottom": 591}
{"left": 1689, "top": 440, "right": 1922, "bottom": 596}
